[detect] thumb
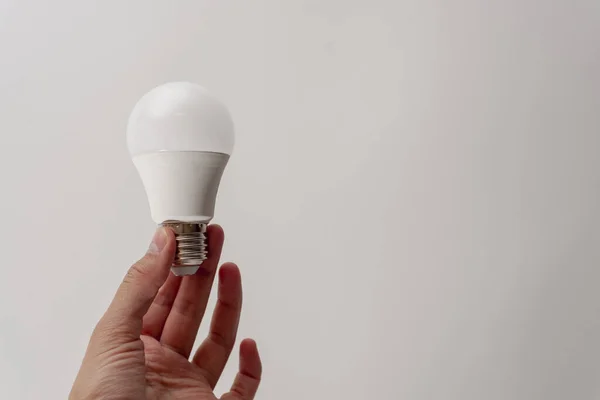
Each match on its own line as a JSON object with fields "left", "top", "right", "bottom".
{"left": 95, "top": 227, "right": 176, "bottom": 341}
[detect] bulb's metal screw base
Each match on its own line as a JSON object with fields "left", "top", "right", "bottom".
{"left": 161, "top": 221, "right": 208, "bottom": 268}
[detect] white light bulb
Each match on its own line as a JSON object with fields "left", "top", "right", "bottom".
{"left": 127, "top": 82, "right": 234, "bottom": 276}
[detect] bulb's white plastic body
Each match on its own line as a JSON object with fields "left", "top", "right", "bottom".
{"left": 132, "top": 151, "right": 228, "bottom": 223}
{"left": 126, "top": 82, "right": 234, "bottom": 275}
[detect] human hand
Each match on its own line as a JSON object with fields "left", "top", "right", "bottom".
{"left": 70, "top": 225, "right": 262, "bottom": 400}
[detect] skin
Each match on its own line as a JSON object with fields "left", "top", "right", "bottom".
{"left": 70, "top": 225, "right": 262, "bottom": 400}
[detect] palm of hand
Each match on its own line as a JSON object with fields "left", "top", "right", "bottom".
{"left": 142, "top": 335, "right": 217, "bottom": 400}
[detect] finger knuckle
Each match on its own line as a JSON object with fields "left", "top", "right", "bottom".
{"left": 124, "top": 256, "right": 152, "bottom": 284}
{"left": 210, "top": 330, "right": 235, "bottom": 351}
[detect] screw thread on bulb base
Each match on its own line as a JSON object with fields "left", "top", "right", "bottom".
{"left": 161, "top": 221, "right": 208, "bottom": 267}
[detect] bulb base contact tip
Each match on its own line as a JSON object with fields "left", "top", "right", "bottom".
{"left": 161, "top": 221, "right": 208, "bottom": 276}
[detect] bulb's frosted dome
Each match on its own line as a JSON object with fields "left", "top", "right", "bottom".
{"left": 127, "top": 82, "right": 234, "bottom": 156}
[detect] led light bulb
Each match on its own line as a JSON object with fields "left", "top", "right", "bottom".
{"left": 127, "top": 82, "right": 234, "bottom": 276}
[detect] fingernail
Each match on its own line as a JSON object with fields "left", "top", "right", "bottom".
{"left": 148, "top": 228, "right": 167, "bottom": 254}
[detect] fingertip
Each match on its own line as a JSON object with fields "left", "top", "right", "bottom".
{"left": 240, "top": 338, "right": 262, "bottom": 378}
{"left": 160, "top": 226, "right": 177, "bottom": 252}
{"left": 240, "top": 338, "right": 258, "bottom": 354}
{"left": 148, "top": 227, "right": 175, "bottom": 258}
{"left": 218, "top": 262, "right": 241, "bottom": 284}
{"left": 163, "top": 225, "right": 176, "bottom": 240}
{"left": 223, "top": 338, "right": 262, "bottom": 399}
{"left": 220, "top": 261, "right": 239, "bottom": 270}
{"left": 208, "top": 223, "right": 224, "bottom": 235}
{"left": 207, "top": 224, "right": 225, "bottom": 247}
{"left": 150, "top": 228, "right": 175, "bottom": 274}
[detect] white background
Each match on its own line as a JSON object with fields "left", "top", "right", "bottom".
{"left": 1, "top": 1, "right": 599, "bottom": 399}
